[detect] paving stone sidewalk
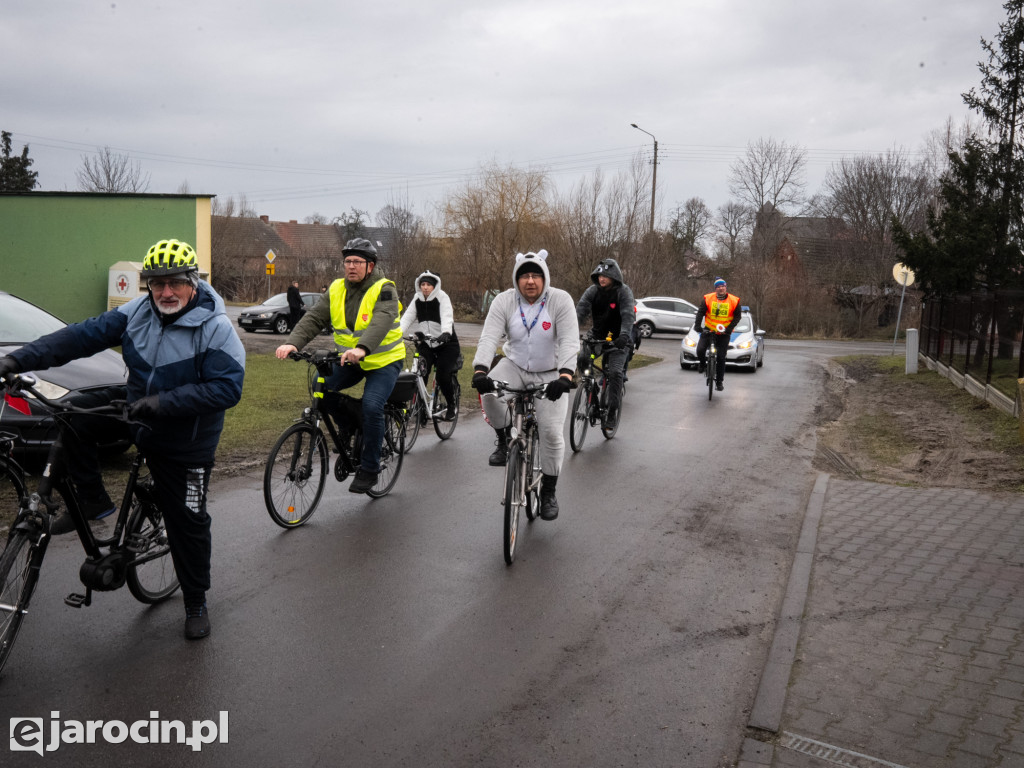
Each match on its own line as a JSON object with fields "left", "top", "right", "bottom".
{"left": 750, "top": 478, "right": 1024, "bottom": 768}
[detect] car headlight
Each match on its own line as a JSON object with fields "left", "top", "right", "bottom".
{"left": 737, "top": 339, "right": 753, "bottom": 350}
{"left": 26, "top": 377, "right": 70, "bottom": 400}
{"left": 683, "top": 337, "right": 697, "bottom": 348}
{"left": 256, "top": 311, "right": 274, "bottom": 319}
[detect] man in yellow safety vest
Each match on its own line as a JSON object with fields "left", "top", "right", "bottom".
{"left": 693, "top": 277, "right": 740, "bottom": 392}
{"left": 277, "top": 238, "right": 404, "bottom": 493}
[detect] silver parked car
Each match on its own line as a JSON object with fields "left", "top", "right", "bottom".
{"left": 634, "top": 297, "right": 698, "bottom": 338}
{"left": 680, "top": 309, "right": 765, "bottom": 371}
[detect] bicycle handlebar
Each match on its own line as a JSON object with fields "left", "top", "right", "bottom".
{"left": 492, "top": 380, "right": 551, "bottom": 399}
{"left": 403, "top": 334, "right": 446, "bottom": 349}
{"left": 2, "top": 372, "right": 131, "bottom": 420}
{"left": 580, "top": 336, "right": 617, "bottom": 353}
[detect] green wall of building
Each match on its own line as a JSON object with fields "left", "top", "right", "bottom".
{"left": 1, "top": 193, "right": 212, "bottom": 323}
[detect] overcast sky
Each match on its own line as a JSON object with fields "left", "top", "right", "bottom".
{"left": 3, "top": 1, "right": 1011, "bottom": 228}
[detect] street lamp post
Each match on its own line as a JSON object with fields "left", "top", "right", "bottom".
{"left": 630, "top": 123, "right": 658, "bottom": 238}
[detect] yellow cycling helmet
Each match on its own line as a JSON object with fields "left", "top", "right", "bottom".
{"left": 142, "top": 239, "right": 199, "bottom": 277}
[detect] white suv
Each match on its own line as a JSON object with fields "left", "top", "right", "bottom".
{"left": 634, "top": 297, "right": 698, "bottom": 338}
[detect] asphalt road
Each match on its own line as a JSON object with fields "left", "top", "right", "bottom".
{"left": 0, "top": 326, "right": 900, "bottom": 767}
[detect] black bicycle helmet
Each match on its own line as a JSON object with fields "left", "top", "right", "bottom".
{"left": 342, "top": 238, "right": 378, "bottom": 263}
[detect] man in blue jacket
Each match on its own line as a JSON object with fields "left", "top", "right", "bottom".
{"left": 0, "top": 239, "right": 245, "bottom": 640}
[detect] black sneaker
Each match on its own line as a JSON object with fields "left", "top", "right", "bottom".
{"left": 716, "top": 381, "right": 724, "bottom": 391}
{"left": 443, "top": 404, "right": 457, "bottom": 421}
{"left": 697, "top": 364, "right": 706, "bottom": 374}
{"left": 349, "top": 468, "right": 378, "bottom": 494}
{"left": 184, "top": 603, "right": 211, "bottom": 640}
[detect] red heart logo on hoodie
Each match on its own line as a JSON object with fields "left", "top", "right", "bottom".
{"left": 542, "top": 321, "right": 551, "bottom": 331}
{"left": 610, "top": 303, "right": 616, "bottom": 309}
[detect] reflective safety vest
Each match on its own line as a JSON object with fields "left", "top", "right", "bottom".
{"left": 330, "top": 278, "right": 405, "bottom": 369}
{"left": 702, "top": 292, "right": 739, "bottom": 333}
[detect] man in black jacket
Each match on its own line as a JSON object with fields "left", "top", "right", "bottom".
{"left": 286, "top": 281, "right": 303, "bottom": 330}
{"left": 575, "top": 258, "right": 635, "bottom": 427}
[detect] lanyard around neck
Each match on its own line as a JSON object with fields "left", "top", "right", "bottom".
{"left": 518, "top": 294, "right": 547, "bottom": 334}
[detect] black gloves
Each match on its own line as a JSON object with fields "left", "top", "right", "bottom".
{"left": 0, "top": 356, "right": 21, "bottom": 381}
{"left": 437, "top": 332, "right": 451, "bottom": 345}
{"left": 472, "top": 367, "right": 495, "bottom": 395}
{"left": 614, "top": 332, "right": 629, "bottom": 349}
{"left": 545, "top": 377, "right": 571, "bottom": 401}
{"left": 128, "top": 394, "right": 161, "bottom": 419}
{"left": 415, "top": 332, "right": 426, "bottom": 342}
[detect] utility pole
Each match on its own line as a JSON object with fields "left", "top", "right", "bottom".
{"left": 630, "top": 123, "right": 658, "bottom": 237}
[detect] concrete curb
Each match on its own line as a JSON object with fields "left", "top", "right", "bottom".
{"left": 738, "top": 472, "right": 829, "bottom": 767}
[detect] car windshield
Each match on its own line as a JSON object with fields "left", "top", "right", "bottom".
{"left": 734, "top": 316, "right": 752, "bottom": 333}
{"left": 260, "top": 293, "right": 288, "bottom": 307}
{"left": 0, "top": 293, "right": 67, "bottom": 343}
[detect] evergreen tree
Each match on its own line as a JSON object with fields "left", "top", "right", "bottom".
{"left": 894, "top": 1, "right": 1024, "bottom": 294}
{"left": 0, "top": 131, "right": 39, "bottom": 192}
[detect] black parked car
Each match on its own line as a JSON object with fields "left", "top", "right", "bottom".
{"left": 0, "top": 291, "right": 129, "bottom": 456}
{"left": 237, "top": 291, "right": 321, "bottom": 334}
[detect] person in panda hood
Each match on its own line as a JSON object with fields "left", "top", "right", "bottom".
{"left": 472, "top": 250, "right": 580, "bottom": 521}
{"left": 399, "top": 270, "right": 461, "bottom": 421}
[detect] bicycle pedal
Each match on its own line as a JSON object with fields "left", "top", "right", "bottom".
{"left": 64, "top": 591, "right": 92, "bottom": 608}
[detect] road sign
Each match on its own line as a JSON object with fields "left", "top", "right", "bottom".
{"left": 892, "top": 263, "right": 915, "bottom": 287}
{"left": 891, "top": 263, "right": 915, "bottom": 354}
{"left": 266, "top": 263, "right": 275, "bottom": 276}
{"left": 265, "top": 249, "right": 277, "bottom": 263}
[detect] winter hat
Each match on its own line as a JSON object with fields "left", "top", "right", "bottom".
{"left": 714, "top": 278, "right": 727, "bottom": 288}
{"left": 515, "top": 250, "right": 548, "bottom": 281}
{"left": 419, "top": 274, "right": 439, "bottom": 288}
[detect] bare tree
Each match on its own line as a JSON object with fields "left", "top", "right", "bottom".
{"left": 714, "top": 202, "right": 754, "bottom": 262}
{"left": 729, "top": 137, "right": 807, "bottom": 215}
{"left": 817, "top": 149, "right": 932, "bottom": 333}
{"left": 667, "top": 197, "right": 712, "bottom": 275}
{"left": 440, "top": 162, "right": 550, "bottom": 304}
{"left": 730, "top": 137, "right": 807, "bottom": 272}
{"left": 210, "top": 194, "right": 265, "bottom": 301}
{"left": 212, "top": 193, "right": 257, "bottom": 219}
{"left": 376, "top": 193, "right": 432, "bottom": 301}
{"left": 76, "top": 146, "right": 150, "bottom": 193}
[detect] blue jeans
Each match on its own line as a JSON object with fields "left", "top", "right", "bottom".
{"left": 327, "top": 360, "right": 402, "bottom": 474}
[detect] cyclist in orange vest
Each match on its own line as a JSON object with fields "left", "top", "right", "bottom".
{"left": 693, "top": 278, "right": 740, "bottom": 391}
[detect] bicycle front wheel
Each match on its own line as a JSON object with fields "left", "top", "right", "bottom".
{"left": 503, "top": 444, "right": 523, "bottom": 565}
{"left": 600, "top": 377, "right": 619, "bottom": 439}
{"left": 569, "top": 383, "right": 590, "bottom": 452}
{"left": 524, "top": 428, "right": 541, "bottom": 521}
{"left": 263, "top": 424, "right": 329, "bottom": 528}
{"left": 126, "top": 499, "right": 180, "bottom": 604}
{"left": 707, "top": 352, "right": 715, "bottom": 401}
{"left": 432, "top": 379, "right": 460, "bottom": 440}
{"left": 368, "top": 410, "right": 405, "bottom": 498}
{"left": 0, "top": 530, "right": 35, "bottom": 676}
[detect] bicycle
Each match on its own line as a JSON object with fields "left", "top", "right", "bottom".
{"left": 401, "top": 335, "right": 463, "bottom": 451}
{"left": 700, "top": 324, "right": 726, "bottom": 401}
{"left": 263, "top": 350, "right": 410, "bottom": 528}
{"left": 492, "top": 380, "right": 548, "bottom": 565}
{"left": 569, "top": 336, "right": 620, "bottom": 452}
{"left": 0, "top": 373, "right": 179, "bottom": 678}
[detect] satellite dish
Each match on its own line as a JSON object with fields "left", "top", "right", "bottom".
{"left": 893, "top": 263, "right": 915, "bottom": 287}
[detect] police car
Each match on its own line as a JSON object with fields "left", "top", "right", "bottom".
{"left": 679, "top": 308, "right": 765, "bottom": 371}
